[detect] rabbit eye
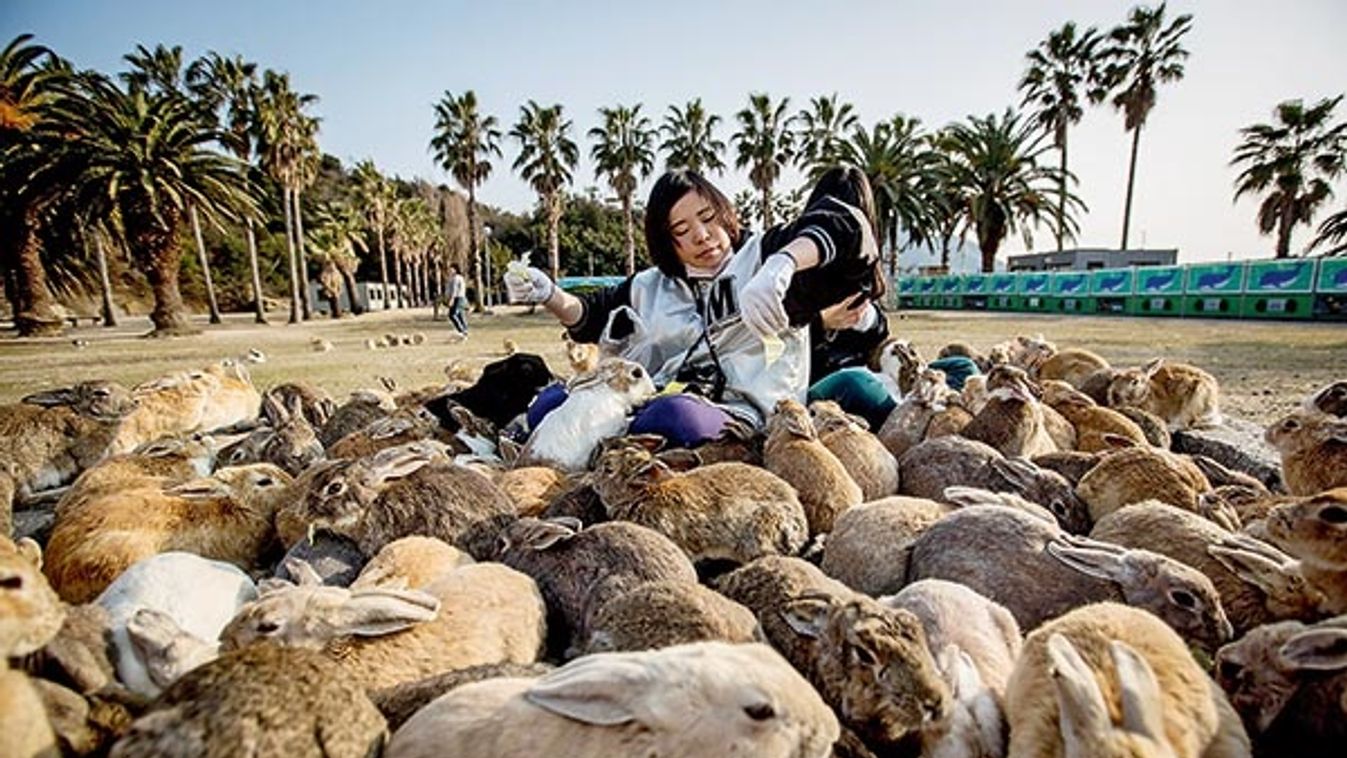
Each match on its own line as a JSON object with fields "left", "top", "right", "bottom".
{"left": 323, "top": 481, "right": 347, "bottom": 498}
{"left": 1320, "top": 506, "right": 1347, "bottom": 525}
{"left": 0, "top": 575, "right": 23, "bottom": 589}
{"left": 255, "top": 620, "right": 280, "bottom": 635}
{"left": 631, "top": 366, "right": 644, "bottom": 379}
{"left": 743, "top": 703, "right": 775, "bottom": 721}
{"left": 852, "top": 645, "right": 877, "bottom": 667}
{"left": 256, "top": 476, "right": 275, "bottom": 487}
{"left": 1217, "top": 659, "right": 1243, "bottom": 683}
{"left": 1050, "top": 500, "right": 1068, "bottom": 517}
{"left": 1170, "top": 589, "right": 1197, "bottom": 609}
{"left": 230, "top": 449, "right": 247, "bottom": 462}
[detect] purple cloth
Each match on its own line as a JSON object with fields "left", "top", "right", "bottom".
{"left": 629, "top": 394, "right": 732, "bottom": 449}
{"left": 526, "top": 382, "right": 569, "bottom": 430}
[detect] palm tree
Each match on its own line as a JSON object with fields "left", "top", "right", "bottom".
{"left": 431, "top": 90, "right": 501, "bottom": 312}
{"left": 121, "top": 44, "right": 230, "bottom": 324}
{"left": 186, "top": 51, "right": 267, "bottom": 323}
{"left": 1019, "top": 21, "right": 1101, "bottom": 252}
{"left": 254, "top": 69, "right": 319, "bottom": 323}
{"left": 1096, "top": 2, "right": 1193, "bottom": 249}
{"left": 1231, "top": 96, "right": 1346, "bottom": 258}
{"left": 0, "top": 33, "right": 67, "bottom": 335}
{"left": 660, "top": 98, "right": 725, "bottom": 174}
{"left": 733, "top": 93, "right": 794, "bottom": 228}
{"left": 352, "top": 160, "right": 394, "bottom": 308}
{"left": 511, "top": 100, "right": 578, "bottom": 282}
{"left": 290, "top": 117, "right": 321, "bottom": 317}
{"left": 1310, "top": 208, "right": 1347, "bottom": 255}
{"left": 829, "top": 116, "right": 943, "bottom": 274}
{"left": 938, "top": 109, "right": 1080, "bottom": 273}
{"left": 308, "top": 200, "right": 367, "bottom": 314}
{"left": 589, "top": 104, "right": 655, "bottom": 275}
{"left": 36, "top": 73, "right": 257, "bottom": 335}
{"left": 795, "top": 93, "right": 858, "bottom": 174}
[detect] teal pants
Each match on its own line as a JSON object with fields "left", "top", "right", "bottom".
{"left": 807, "top": 367, "right": 896, "bottom": 432}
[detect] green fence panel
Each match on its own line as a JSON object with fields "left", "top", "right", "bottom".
{"left": 1241, "top": 259, "right": 1317, "bottom": 319}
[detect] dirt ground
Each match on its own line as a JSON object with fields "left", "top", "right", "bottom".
{"left": 1, "top": 306, "right": 1342, "bottom": 428}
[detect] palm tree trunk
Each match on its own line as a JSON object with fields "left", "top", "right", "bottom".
{"left": 93, "top": 230, "right": 118, "bottom": 327}
{"left": 1120, "top": 124, "right": 1142, "bottom": 250}
{"left": 282, "top": 186, "right": 302, "bottom": 324}
{"left": 339, "top": 266, "right": 363, "bottom": 315}
{"left": 1276, "top": 200, "right": 1295, "bottom": 259}
{"left": 621, "top": 192, "right": 635, "bottom": 276}
{"left": 467, "top": 185, "right": 484, "bottom": 312}
{"left": 245, "top": 219, "right": 268, "bottom": 324}
{"left": 293, "top": 188, "right": 312, "bottom": 320}
{"left": 761, "top": 186, "right": 773, "bottom": 229}
{"left": 377, "top": 224, "right": 390, "bottom": 309}
{"left": 548, "top": 191, "right": 561, "bottom": 282}
{"left": 393, "top": 252, "right": 406, "bottom": 308}
{"left": 1057, "top": 130, "right": 1068, "bottom": 253}
{"left": 142, "top": 229, "right": 199, "bottom": 336}
{"left": 12, "top": 204, "right": 64, "bottom": 337}
{"left": 189, "top": 205, "right": 223, "bottom": 324}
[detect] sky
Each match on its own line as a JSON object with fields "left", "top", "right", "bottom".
{"left": 5, "top": 0, "right": 1346, "bottom": 265}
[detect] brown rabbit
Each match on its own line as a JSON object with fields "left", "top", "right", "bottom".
{"left": 54, "top": 433, "right": 218, "bottom": 521}
{"left": 276, "top": 440, "right": 516, "bottom": 560}
{"left": 961, "top": 364, "right": 1059, "bottom": 459}
{"left": 218, "top": 393, "right": 325, "bottom": 476}
{"left": 764, "top": 399, "right": 862, "bottom": 535}
{"left": 1041, "top": 379, "right": 1150, "bottom": 452}
{"left": 1106, "top": 358, "right": 1221, "bottom": 431}
{"left": 1264, "top": 409, "right": 1347, "bottom": 495}
{"left": 1075, "top": 446, "right": 1212, "bottom": 524}
{"left": 809, "top": 400, "right": 900, "bottom": 500}
{"left": 44, "top": 463, "right": 293, "bottom": 603}
{"left": 591, "top": 444, "right": 808, "bottom": 567}
{"left": 0, "top": 381, "right": 138, "bottom": 533}
{"left": 1035, "top": 347, "right": 1110, "bottom": 388}
{"left": 878, "top": 368, "right": 954, "bottom": 458}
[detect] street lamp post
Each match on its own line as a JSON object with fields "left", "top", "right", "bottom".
{"left": 483, "top": 223, "right": 494, "bottom": 308}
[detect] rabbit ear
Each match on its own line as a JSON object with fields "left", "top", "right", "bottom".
{"left": 780, "top": 595, "right": 834, "bottom": 639}
{"left": 938, "top": 643, "right": 983, "bottom": 700}
{"left": 21, "top": 387, "right": 78, "bottom": 407}
{"left": 1098, "top": 433, "right": 1140, "bottom": 451}
{"left": 1110, "top": 640, "right": 1166, "bottom": 743}
{"left": 262, "top": 392, "right": 288, "bottom": 423}
{"left": 989, "top": 457, "right": 1037, "bottom": 490}
{"left": 15, "top": 537, "right": 42, "bottom": 569}
{"left": 329, "top": 588, "right": 440, "bottom": 637}
{"left": 281, "top": 557, "right": 325, "bottom": 587}
{"left": 126, "top": 608, "right": 216, "bottom": 690}
{"left": 1207, "top": 540, "right": 1294, "bottom": 596}
{"left": 1047, "top": 633, "right": 1110, "bottom": 753}
{"left": 655, "top": 449, "right": 701, "bottom": 472}
{"left": 634, "top": 458, "right": 673, "bottom": 483}
{"left": 942, "top": 486, "right": 999, "bottom": 509}
{"left": 525, "top": 655, "right": 653, "bottom": 725}
{"left": 365, "top": 444, "right": 438, "bottom": 485}
{"left": 166, "top": 478, "right": 233, "bottom": 500}
{"left": 1046, "top": 538, "right": 1127, "bottom": 583}
{"left": 1141, "top": 358, "right": 1164, "bottom": 378}
{"left": 1277, "top": 627, "right": 1347, "bottom": 672}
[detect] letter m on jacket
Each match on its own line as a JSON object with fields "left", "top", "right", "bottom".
{"left": 707, "top": 277, "right": 739, "bottom": 322}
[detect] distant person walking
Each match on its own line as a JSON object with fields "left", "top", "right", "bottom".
{"left": 448, "top": 264, "right": 468, "bottom": 338}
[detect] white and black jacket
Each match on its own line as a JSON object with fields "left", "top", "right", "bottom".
{"left": 567, "top": 198, "right": 880, "bottom": 427}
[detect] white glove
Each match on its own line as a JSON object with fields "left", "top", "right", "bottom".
{"left": 740, "top": 252, "right": 796, "bottom": 337}
{"left": 504, "top": 261, "right": 555, "bottom": 305}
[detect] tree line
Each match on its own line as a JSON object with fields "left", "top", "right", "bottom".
{"left": 2, "top": 3, "right": 1344, "bottom": 338}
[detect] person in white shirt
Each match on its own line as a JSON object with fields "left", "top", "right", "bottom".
{"left": 447, "top": 264, "right": 468, "bottom": 337}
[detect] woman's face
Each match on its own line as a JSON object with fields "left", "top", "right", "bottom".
{"left": 668, "top": 190, "right": 732, "bottom": 273}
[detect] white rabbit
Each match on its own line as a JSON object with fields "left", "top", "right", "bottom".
{"left": 518, "top": 358, "right": 657, "bottom": 472}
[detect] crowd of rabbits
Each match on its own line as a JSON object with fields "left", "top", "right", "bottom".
{"left": 2, "top": 332, "right": 1345, "bottom": 758}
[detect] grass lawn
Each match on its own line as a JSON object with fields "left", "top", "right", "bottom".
{"left": 1, "top": 306, "right": 1342, "bottom": 427}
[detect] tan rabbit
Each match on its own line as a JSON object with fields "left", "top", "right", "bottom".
{"left": 0, "top": 381, "right": 138, "bottom": 533}
{"left": 764, "top": 399, "right": 863, "bottom": 535}
{"left": 1, "top": 535, "right": 66, "bottom": 758}
{"left": 54, "top": 434, "right": 217, "bottom": 521}
{"left": 1264, "top": 409, "right": 1347, "bottom": 495}
{"left": 869, "top": 337, "right": 924, "bottom": 399}
{"left": 962, "top": 364, "right": 1059, "bottom": 459}
{"left": 1036, "top": 347, "right": 1110, "bottom": 388}
{"left": 1076, "top": 446, "right": 1212, "bottom": 523}
{"left": 1106, "top": 358, "right": 1221, "bottom": 431}
{"left": 591, "top": 444, "right": 808, "bottom": 566}
{"left": 276, "top": 440, "right": 516, "bottom": 560}
{"left": 809, "top": 400, "right": 900, "bottom": 500}
{"left": 561, "top": 331, "right": 601, "bottom": 376}
{"left": 44, "top": 463, "right": 293, "bottom": 603}
{"left": 1042, "top": 379, "right": 1150, "bottom": 452}
{"left": 878, "top": 368, "right": 954, "bottom": 458}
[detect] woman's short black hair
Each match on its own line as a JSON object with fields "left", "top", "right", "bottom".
{"left": 644, "top": 169, "right": 742, "bottom": 279}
